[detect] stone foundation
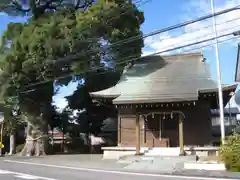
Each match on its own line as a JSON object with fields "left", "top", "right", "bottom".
{"left": 102, "top": 146, "right": 219, "bottom": 159}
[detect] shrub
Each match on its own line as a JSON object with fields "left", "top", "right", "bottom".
{"left": 220, "top": 132, "right": 240, "bottom": 172}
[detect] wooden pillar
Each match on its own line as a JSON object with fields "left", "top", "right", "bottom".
{"left": 135, "top": 114, "right": 141, "bottom": 155}
{"left": 178, "top": 113, "right": 185, "bottom": 156}
{"left": 117, "top": 116, "right": 121, "bottom": 146}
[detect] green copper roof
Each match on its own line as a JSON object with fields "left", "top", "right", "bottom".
{"left": 90, "top": 53, "right": 237, "bottom": 104}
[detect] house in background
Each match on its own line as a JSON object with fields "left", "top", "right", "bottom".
{"left": 211, "top": 107, "right": 239, "bottom": 127}
{"left": 90, "top": 52, "right": 237, "bottom": 158}
{"left": 211, "top": 107, "right": 240, "bottom": 145}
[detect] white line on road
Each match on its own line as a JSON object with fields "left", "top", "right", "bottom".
{"left": 4, "top": 159, "right": 238, "bottom": 180}
{"left": 0, "top": 168, "right": 57, "bottom": 180}
{"left": 0, "top": 169, "right": 12, "bottom": 174}
{"left": 15, "top": 174, "right": 41, "bottom": 179}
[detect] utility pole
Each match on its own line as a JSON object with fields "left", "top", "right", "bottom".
{"left": 211, "top": 0, "right": 225, "bottom": 143}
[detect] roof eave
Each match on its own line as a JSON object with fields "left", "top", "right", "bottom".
{"left": 112, "top": 96, "right": 198, "bottom": 105}
{"left": 198, "top": 83, "right": 238, "bottom": 93}
{"left": 89, "top": 85, "right": 119, "bottom": 98}
{"left": 90, "top": 94, "right": 120, "bottom": 99}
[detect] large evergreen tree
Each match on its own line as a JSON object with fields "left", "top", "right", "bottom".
{"left": 0, "top": 0, "right": 95, "bottom": 18}
{"left": 0, "top": 0, "right": 144, "bottom": 156}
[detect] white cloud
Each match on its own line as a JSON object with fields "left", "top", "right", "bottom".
{"left": 52, "top": 97, "right": 68, "bottom": 111}
{"left": 53, "top": 81, "right": 78, "bottom": 110}
{"left": 144, "top": 0, "right": 240, "bottom": 55}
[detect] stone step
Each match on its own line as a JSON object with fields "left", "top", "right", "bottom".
{"left": 145, "top": 147, "right": 181, "bottom": 156}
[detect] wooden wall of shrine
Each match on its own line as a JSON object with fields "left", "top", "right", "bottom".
{"left": 117, "top": 100, "right": 212, "bottom": 148}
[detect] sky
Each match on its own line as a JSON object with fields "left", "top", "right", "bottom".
{"left": 1, "top": 0, "right": 240, "bottom": 109}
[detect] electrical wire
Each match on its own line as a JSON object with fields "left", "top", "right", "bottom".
{"left": 3, "top": 4, "right": 240, "bottom": 94}
{"left": 142, "top": 22, "right": 240, "bottom": 55}
{"left": 42, "top": 21, "right": 240, "bottom": 73}
{"left": 16, "top": 14, "right": 240, "bottom": 75}
{"left": 24, "top": 26, "right": 240, "bottom": 88}
{"left": 104, "top": 5, "right": 240, "bottom": 48}
{"left": 19, "top": 30, "right": 240, "bottom": 94}
{"left": 3, "top": 4, "right": 240, "bottom": 74}
{"left": 150, "top": 16, "right": 240, "bottom": 42}
{"left": 8, "top": 21, "right": 240, "bottom": 95}
{"left": 1, "top": 0, "right": 152, "bottom": 69}
{"left": 5, "top": 3, "right": 238, "bottom": 73}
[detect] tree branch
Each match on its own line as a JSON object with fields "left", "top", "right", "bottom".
{"left": 11, "top": 1, "right": 30, "bottom": 12}
{"left": 75, "top": 0, "right": 94, "bottom": 10}
{"left": 40, "top": 0, "right": 57, "bottom": 10}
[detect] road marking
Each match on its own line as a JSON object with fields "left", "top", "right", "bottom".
{"left": 0, "top": 168, "right": 57, "bottom": 180}
{"left": 15, "top": 174, "right": 40, "bottom": 179}
{"left": 0, "top": 169, "right": 11, "bottom": 174}
{"left": 4, "top": 159, "right": 238, "bottom": 180}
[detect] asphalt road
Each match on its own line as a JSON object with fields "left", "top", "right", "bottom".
{"left": 0, "top": 159, "right": 236, "bottom": 180}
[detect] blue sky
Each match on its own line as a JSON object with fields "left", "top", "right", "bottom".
{"left": 0, "top": 0, "right": 240, "bottom": 109}
{"left": 141, "top": 0, "right": 240, "bottom": 84}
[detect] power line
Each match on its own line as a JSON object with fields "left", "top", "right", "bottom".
{"left": 21, "top": 4, "right": 240, "bottom": 71}
{"left": 6, "top": 17, "right": 240, "bottom": 95}
{"left": 1, "top": 0, "right": 151, "bottom": 47}
{"left": 21, "top": 35, "right": 239, "bottom": 96}
{"left": 17, "top": 14, "right": 240, "bottom": 76}
{"left": 1, "top": 0, "right": 152, "bottom": 69}
{"left": 142, "top": 20, "right": 240, "bottom": 53}
{"left": 108, "top": 5, "right": 240, "bottom": 47}
{"left": 4, "top": 4, "right": 240, "bottom": 94}
{"left": 73, "top": 0, "right": 151, "bottom": 39}
{"left": 19, "top": 29, "right": 240, "bottom": 93}
{"left": 51, "top": 21, "right": 240, "bottom": 70}
{"left": 154, "top": 16, "right": 240, "bottom": 42}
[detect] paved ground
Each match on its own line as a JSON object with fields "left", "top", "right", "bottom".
{"left": 0, "top": 169, "right": 55, "bottom": 180}
{"left": 0, "top": 155, "right": 240, "bottom": 180}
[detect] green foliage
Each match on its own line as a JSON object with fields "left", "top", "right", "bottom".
{"left": 84, "top": 69, "right": 121, "bottom": 92}
{"left": 66, "top": 84, "right": 117, "bottom": 136}
{"left": 0, "top": 0, "right": 144, "bottom": 154}
{"left": 50, "top": 105, "right": 71, "bottom": 132}
{"left": 1, "top": 0, "right": 144, "bottom": 98}
{"left": 220, "top": 132, "right": 240, "bottom": 172}
{"left": 0, "top": 52, "right": 8, "bottom": 70}
{"left": 74, "top": 0, "right": 144, "bottom": 72}
{"left": 0, "top": 10, "right": 81, "bottom": 110}
{"left": 0, "top": 0, "right": 95, "bottom": 18}
{"left": 3, "top": 98, "right": 26, "bottom": 135}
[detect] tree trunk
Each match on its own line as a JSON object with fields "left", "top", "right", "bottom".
{"left": 8, "top": 133, "right": 16, "bottom": 155}
{"left": 19, "top": 82, "right": 53, "bottom": 156}
{"left": 20, "top": 121, "right": 48, "bottom": 156}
